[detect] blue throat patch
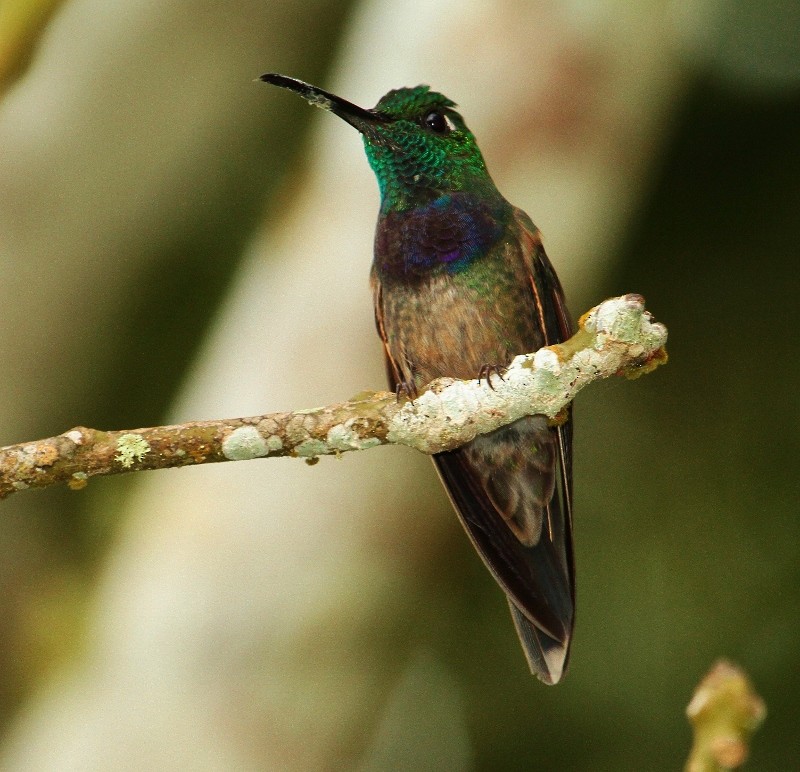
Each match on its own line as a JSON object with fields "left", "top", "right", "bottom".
{"left": 374, "top": 193, "right": 507, "bottom": 281}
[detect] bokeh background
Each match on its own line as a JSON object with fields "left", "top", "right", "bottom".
{"left": 1, "top": 0, "right": 798, "bottom": 769}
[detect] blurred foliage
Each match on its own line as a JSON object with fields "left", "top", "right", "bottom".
{"left": 685, "top": 660, "right": 765, "bottom": 772}
{"left": 0, "top": 0, "right": 65, "bottom": 94}
{"left": 0, "top": 0, "right": 358, "bottom": 738}
{"left": 569, "top": 76, "right": 799, "bottom": 771}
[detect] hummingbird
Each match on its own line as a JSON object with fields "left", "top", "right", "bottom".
{"left": 261, "top": 73, "right": 574, "bottom": 684}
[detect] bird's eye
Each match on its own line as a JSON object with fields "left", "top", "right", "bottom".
{"left": 423, "top": 111, "right": 453, "bottom": 134}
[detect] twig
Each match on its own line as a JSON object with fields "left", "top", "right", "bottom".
{"left": 0, "top": 293, "right": 667, "bottom": 500}
{"left": 685, "top": 659, "right": 766, "bottom": 771}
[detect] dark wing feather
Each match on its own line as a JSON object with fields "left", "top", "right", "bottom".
{"left": 432, "top": 417, "right": 573, "bottom": 683}
{"left": 373, "top": 280, "right": 403, "bottom": 388}
{"left": 517, "top": 208, "right": 575, "bottom": 586}
{"left": 508, "top": 210, "right": 575, "bottom": 681}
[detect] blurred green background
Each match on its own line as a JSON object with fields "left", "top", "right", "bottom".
{"left": 0, "top": 0, "right": 798, "bottom": 769}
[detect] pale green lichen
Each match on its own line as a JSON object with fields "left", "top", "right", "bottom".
{"left": 530, "top": 366, "right": 564, "bottom": 401}
{"left": 327, "top": 424, "right": 381, "bottom": 452}
{"left": 295, "top": 439, "right": 327, "bottom": 457}
{"left": 608, "top": 305, "right": 644, "bottom": 343}
{"left": 115, "top": 434, "right": 150, "bottom": 468}
{"left": 266, "top": 435, "right": 283, "bottom": 452}
{"left": 586, "top": 295, "right": 652, "bottom": 344}
{"left": 222, "top": 426, "right": 269, "bottom": 461}
{"left": 425, "top": 381, "right": 480, "bottom": 427}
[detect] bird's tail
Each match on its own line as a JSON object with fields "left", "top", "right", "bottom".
{"left": 508, "top": 599, "right": 570, "bottom": 685}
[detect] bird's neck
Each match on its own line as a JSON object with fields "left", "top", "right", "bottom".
{"left": 373, "top": 191, "right": 511, "bottom": 282}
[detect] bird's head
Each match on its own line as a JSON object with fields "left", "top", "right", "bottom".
{"left": 261, "top": 74, "right": 498, "bottom": 211}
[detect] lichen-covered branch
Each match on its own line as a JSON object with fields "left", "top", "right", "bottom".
{"left": 685, "top": 660, "right": 766, "bottom": 771}
{"left": 0, "top": 294, "right": 667, "bottom": 500}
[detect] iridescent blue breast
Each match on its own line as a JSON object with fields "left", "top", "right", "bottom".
{"left": 373, "top": 193, "right": 508, "bottom": 282}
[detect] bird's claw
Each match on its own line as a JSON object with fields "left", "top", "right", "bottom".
{"left": 395, "top": 381, "right": 418, "bottom": 403}
{"left": 478, "top": 363, "right": 507, "bottom": 391}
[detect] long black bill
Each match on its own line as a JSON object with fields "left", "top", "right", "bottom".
{"left": 259, "top": 73, "right": 384, "bottom": 133}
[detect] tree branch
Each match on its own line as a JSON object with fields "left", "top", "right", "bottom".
{"left": 0, "top": 294, "right": 667, "bottom": 500}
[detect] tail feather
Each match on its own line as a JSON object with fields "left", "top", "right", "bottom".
{"left": 508, "top": 600, "right": 569, "bottom": 685}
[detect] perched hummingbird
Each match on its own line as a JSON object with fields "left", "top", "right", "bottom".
{"left": 261, "top": 73, "right": 574, "bottom": 684}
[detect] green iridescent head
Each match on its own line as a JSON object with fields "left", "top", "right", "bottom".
{"left": 261, "top": 74, "right": 499, "bottom": 211}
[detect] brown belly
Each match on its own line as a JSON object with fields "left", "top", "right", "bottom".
{"left": 379, "top": 259, "right": 542, "bottom": 388}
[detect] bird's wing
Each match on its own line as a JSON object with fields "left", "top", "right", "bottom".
{"left": 432, "top": 413, "right": 573, "bottom": 683}
{"left": 512, "top": 209, "right": 575, "bottom": 600}
{"left": 371, "top": 276, "right": 404, "bottom": 389}
{"left": 504, "top": 209, "right": 575, "bottom": 681}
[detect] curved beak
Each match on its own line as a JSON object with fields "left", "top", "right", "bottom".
{"left": 259, "top": 73, "right": 384, "bottom": 134}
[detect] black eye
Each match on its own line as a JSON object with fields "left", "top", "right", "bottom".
{"left": 424, "top": 111, "right": 452, "bottom": 134}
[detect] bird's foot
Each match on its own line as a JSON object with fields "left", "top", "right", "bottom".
{"left": 478, "top": 363, "right": 507, "bottom": 391}
{"left": 395, "top": 380, "right": 418, "bottom": 403}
